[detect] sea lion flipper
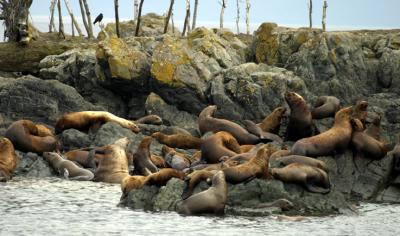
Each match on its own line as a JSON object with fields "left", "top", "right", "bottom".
{"left": 62, "top": 168, "right": 69, "bottom": 179}
{"left": 305, "top": 184, "right": 330, "bottom": 194}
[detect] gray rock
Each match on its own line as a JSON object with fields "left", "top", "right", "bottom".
{"left": 14, "top": 152, "right": 55, "bottom": 178}
{"left": 58, "top": 129, "right": 92, "bottom": 151}
{"left": 153, "top": 178, "right": 186, "bottom": 211}
{"left": 124, "top": 185, "right": 159, "bottom": 211}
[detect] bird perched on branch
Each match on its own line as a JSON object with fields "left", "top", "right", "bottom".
{"left": 93, "top": 13, "right": 103, "bottom": 25}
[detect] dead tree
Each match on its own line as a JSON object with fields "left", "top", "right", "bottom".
{"left": 49, "top": 0, "right": 57, "bottom": 32}
{"left": 64, "top": 0, "right": 83, "bottom": 36}
{"left": 245, "top": 0, "right": 250, "bottom": 34}
{"left": 220, "top": 0, "right": 226, "bottom": 29}
{"left": 0, "top": 0, "right": 33, "bottom": 43}
{"left": 78, "top": 0, "right": 91, "bottom": 38}
{"left": 236, "top": 0, "right": 240, "bottom": 34}
{"left": 114, "top": 0, "right": 120, "bottom": 37}
{"left": 171, "top": 12, "right": 175, "bottom": 33}
{"left": 164, "top": 0, "right": 174, "bottom": 34}
{"left": 308, "top": 0, "right": 312, "bottom": 29}
{"left": 192, "top": 0, "right": 198, "bottom": 30}
{"left": 135, "top": 0, "right": 144, "bottom": 36}
{"left": 134, "top": 0, "right": 138, "bottom": 20}
{"left": 82, "top": 0, "right": 94, "bottom": 38}
{"left": 182, "top": 0, "right": 190, "bottom": 36}
{"left": 322, "top": 0, "right": 327, "bottom": 31}
{"left": 57, "top": 0, "right": 65, "bottom": 38}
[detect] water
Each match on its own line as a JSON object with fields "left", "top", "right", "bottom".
{"left": 1, "top": 177, "right": 400, "bottom": 236}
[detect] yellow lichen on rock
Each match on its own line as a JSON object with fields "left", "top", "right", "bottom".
{"left": 254, "top": 22, "right": 279, "bottom": 65}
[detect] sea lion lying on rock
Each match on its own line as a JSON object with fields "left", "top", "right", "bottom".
{"left": 135, "top": 115, "right": 162, "bottom": 125}
{"left": 0, "top": 137, "right": 18, "bottom": 182}
{"left": 162, "top": 146, "right": 191, "bottom": 170}
{"left": 131, "top": 136, "right": 158, "bottom": 176}
{"left": 152, "top": 132, "right": 202, "bottom": 149}
{"left": 201, "top": 131, "right": 241, "bottom": 164}
{"left": 257, "top": 107, "right": 286, "bottom": 134}
{"left": 311, "top": 96, "right": 341, "bottom": 119}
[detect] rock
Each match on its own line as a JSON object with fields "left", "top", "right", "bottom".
{"left": 58, "top": 129, "right": 92, "bottom": 151}
{"left": 153, "top": 178, "right": 186, "bottom": 211}
{"left": 377, "top": 49, "right": 400, "bottom": 89}
{"left": 376, "top": 186, "right": 400, "bottom": 203}
{"left": 0, "top": 75, "right": 97, "bottom": 124}
{"left": 124, "top": 185, "right": 159, "bottom": 211}
{"left": 14, "top": 152, "right": 55, "bottom": 178}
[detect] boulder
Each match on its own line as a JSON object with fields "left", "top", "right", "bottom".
{"left": 14, "top": 152, "right": 55, "bottom": 178}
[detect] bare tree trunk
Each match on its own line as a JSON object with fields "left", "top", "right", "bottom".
{"left": 308, "top": 0, "right": 312, "bottom": 29}
{"left": 322, "top": 0, "right": 327, "bottom": 32}
{"left": 57, "top": 0, "right": 65, "bottom": 38}
{"left": 134, "top": 0, "right": 138, "bottom": 20}
{"left": 220, "top": 0, "right": 226, "bottom": 29}
{"left": 71, "top": 15, "right": 75, "bottom": 36}
{"left": 235, "top": 0, "right": 240, "bottom": 34}
{"left": 164, "top": 0, "right": 174, "bottom": 34}
{"left": 82, "top": 0, "right": 94, "bottom": 38}
{"left": 78, "top": 0, "right": 90, "bottom": 38}
{"left": 64, "top": 0, "right": 83, "bottom": 36}
{"left": 135, "top": 0, "right": 144, "bottom": 36}
{"left": 182, "top": 0, "right": 190, "bottom": 36}
{"left": 245, "top": 0, "right": 250, "bottom": 34}
{"left": 171, "top": 12, "right": 175, "bottom": 34}
{"left": 49, "top": 0, "right": 57, "bottom": 32}
{"left": 114, "top": 0, "right": 120, "bottom": 37}
{"left": 0, "top": 0, "right": 33, "bottom": 43}
{"left": 192, "top": 0, "right": 198, "bottom": 30}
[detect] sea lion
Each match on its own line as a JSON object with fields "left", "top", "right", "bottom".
{"left": 290, "top": 106, "right": 355, "bottom": 157}
{"left": 352, "top": 100, "right": 368, "bottom": 124}
{"left": 182, "top": 169, "right": 219, "bottom": 200}
{"left": 350, "top": 118, "right": 388, "bottom": 160}
{"left": 5, "top": 120, "right": 58, "bottom": 154}
{"left": 178, "top": 170, "right": 227, "bottom": 215}
{"left": 150, "top": 154, "right": 168, "bottom": 168}
{"left": 55, "top": 111, "right": 140, "bottom": 134}
{"left": 365, "top": 114, "right": 382, "bottom": 140}
{"left": 198, "top": 105, "right": 260, "bottom": 144}
{"left": 201, "top": 131, "right": 241, "bottom": 164}
{"left": 240, "top": 145, "right": 255, "bottom": 153}
{"left": 131, "top": 136, "right": 158, "bottom": 176}
{"left": 242, "top": 120, "right": 283, "bottom": 143}
{"left": 311, "top": 96, "right": 341, "bottom": 119}
{"left": 270, "top": 155, "right": 329, "bottom": 172}
{"left": 257, "top": 199, "right": 294, "bottom": 211}
{"left": 93, "top": 137, "right": 131, "bottom": 183}
{"left": 271, "top": 163, "right": 330, "bottom": 194}
{"left": 162, "top": 146, "right": 191, "bottom": 170}
{"left": 43, "top": 152, "right": 94, "bottom": 181}
{"left": 35, "top": 124, "right": 55, "bottom": 137}
{"left": 63, "top": 149, "right": 100, "bottom": 169}
{"left": 285, "top": 92, "right": 313, "bottom": 141}
{"left": 151, "top": 132, "right": 202, "bottom": 149}
{"left": 257, "top": 107, "right": 286, "bottom": 134}
{"left": 135, "top": 115, "right": 162, "bottom": 125}
{"left": 0, "top": 137, "right": 18, "bottom": 182}
{"left": 270, "top": 149, "right": 290, "bottom": 160}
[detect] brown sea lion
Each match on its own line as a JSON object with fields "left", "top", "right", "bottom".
{"left": 93, "top": 138, "right": 130, "bottom": 183}
{"left": 0, "top": 137, "right": 18, "bottom": 182}
{"left": 311, "top": 96, "right": 341, "bottom": 119}
{"left": 257, "top": 107, "right": 286, "bottom": 134}
{"left": 131, "top": 136, "right": 158, "bottom": 176}
{"left": 135, "top": 115, "right": 163, "bottom": 125}
{"left": 5, "top": 120, "right": 58, "bottom": 154}
{"left": 182, "top": 169, "right": 218, "bottom": 200}
{"left": 285, "top": 92, "right": 313, "bottom": 141}
{"left": 352, "top": 101, "right": 368, "bottom": 124}
{"left": 43, "top": 152, "right": 94, "bottom": 181}
{"left": 242, "top": 120, "right": 283, "bottom": 143}
{"left": 198, "top": 105, "right": 260, "bottom": 144}
{"left": 35, "top": 124, "right": 55, "bottom": 137}
{"left": 201, "top": 131, "right": 241, "bottom": 164}
{"left": 151, "top": 132, "right": 202, "bottom": 150}
{"left": 178, "top": 170, "right": 227, "bottom": 215}
{"left": 162, "top": 146, "right": 191, "bottom": 170}
{"left": 240, "top": 145, "right": 255, "bottom": 153}
{"left": 55, "top": 111, "right": 140, "bottom": 134}
{"left": 290, "top": 106, "right": 355, "bottom": 157}
{"left": 350, "top": 118, "right": 388, "bottom": 160}
{"left": 270, "top": 155, "right": 329, "bottom": 173}
{"left": 365, "top": 114, "right": 382, "bottom": 140}
{"left": 64, "top": 149, "right": 100, "bottom": 169}
{"left": 270, "top": 149, "right": 290, "bottom": 160}
{"left": 271, "top": 163, "right": 330, "bottom": 194}
{"left": 150, "top": 154, "right": 168, "bottom": 168}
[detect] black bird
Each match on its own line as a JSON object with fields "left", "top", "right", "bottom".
{"left": 93, "top": 13, "right": 103, "bottom": 25}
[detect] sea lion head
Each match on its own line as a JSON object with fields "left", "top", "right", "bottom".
{"left": 114, "top": 137, "right": 130, "bottom": 149}
{"left": 127, "top": 122, "right": 140, "bottom": 133}
{"left": 274, "top": 106, "right": 287, "bottom": 116}
{"left": 284, "top": 92, "right": 306, "bottom": 108}
{"left": 352, "top": 100, "right": 368, "bottom": 122}
{"left": 42, "top": 151, "right": 58, "bottom": 162}
{"left": 272, "top": 198, "right": 294, "bottom": 211}
{"left": 201, "top": 105, "right": 217, "bottom": 117}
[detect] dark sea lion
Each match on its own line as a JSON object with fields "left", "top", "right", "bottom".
{"left": 0, "top": 137, "right": 18, "bottom": 182}
{"left": 135, "top": 115, "right": 163, "bottom": 125}
{"left": 5, "top": 120, "right": 58, "bottom": 154}
{"left": 162, "top": 145, "right": 191, "bottom": 170}
{"left": 242, "top": 120, "right": 283, "bottom": 143}
{"left": 43, "top": 152, "right": 94, "bottom": 181}
{"left": 285, "top": 92, "right": 313, "bottom": 141}
{"left": 271, "top": 155, "right": 329, "bottom": 172}
{"left": 352, "top": 101, "right": 368, "bottom": 124}
{"left": 55, "top": 111, "right": 140, "bottom": 134}
{"left": 271, "top": 163, "right": 330, "bottom": 194}
{"left": 365, "top": 114, "right": 382, "bottom": 141}
{"left": 311, "top": 96, "right": 341, "bottom": 119}
{"left": 198, "top": 105, "right": 260, "bottom": 144}
{"left": 257, "top": 106, "right": 286, "bottom": 134}
{"left": 152, "top": 132, "right": 202, "bottom": 149}
{"left": 201, "top": 131, "right": 241, "bottom": 164}
{"left": 93, "top": 138, "right": 131, "bottom": 183}
{"left": 132, "top": 136, "right": 158, "bottom": 176}
{"left": 178, "top": 170, "right": 227, "bottom": 215}
{"left": 350, "top": 118, "right": 388, "bottom": 160}
{"left": 290, "top": 106, "right": 355, "bottom": 157}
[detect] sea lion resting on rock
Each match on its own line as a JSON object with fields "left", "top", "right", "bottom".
{"left": 242, "top": 120, "right": 283, "bottom": 144}
{"left": 270, "top": 155, "right": 329, "bottom": 173}
{"left": 152, "top": 132, "right": 202, "bottom": 150}
{"left": 290, "top": 106, "right": 357, "bottom": 157}
{"left": 135, "top": 115, "right": 162, "bottom": 125}
{"left": 198, "top": 105, "right": 260, "bottom": 144}
{"left": 131, "top": 136, "right": 158, "bottom": 176}
{"left": 350, "top": 118, "right": 388, "bottom": 160}
{"left": 5, "top": 120, "right": 58, "bottom": 154}
{"left": 162, "top": 146, "right": 191, "bottom": 170}
{"left": 365, "top": 114, "right": 382, "bottom": 141}
{"left": 93, "top": 138, "right": 131, "bottom": 183}
{"left": 271, "top": 163, "right": 330, "bottom": 194}
{"left": 64, "top": 149, "right": 101, "bottom": 169}
{"left": 285, "top": 92, "right": 313, "bottom": 141}
{"left": 257, "top": 107, "right": 286, "bottom": 134}
{"left": 0, "top": 137, "right": 18, "bottom": 182}
{"left": 201, "top": 131, "right": 241, "bottom": 164}
{"left": 55, "top": 111, "right": 140, "bottom": 134}
{"left": 311, "top": 96, "right": 341, "bottom": 119}
{"left": 43, "top": 152, "right": 94, "bottom": 181}
{"left": 178, "top": 170, "right": 227, "bottom": 215}
{"left": 150, "top": 154, "right": 168, "bottom": 168}
{"left": 352, "top": 101, "right": 368, "bottom": 125}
